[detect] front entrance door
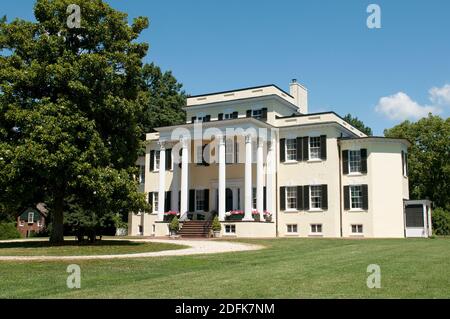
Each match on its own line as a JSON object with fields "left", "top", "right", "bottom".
{"left": 226, "top": 188, "right": 233, "bottom": 211}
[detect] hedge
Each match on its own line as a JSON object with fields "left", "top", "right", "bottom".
{"left": 0, "top": 223, "right": 21, "bottom": 240}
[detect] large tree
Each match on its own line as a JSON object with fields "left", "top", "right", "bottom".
{"left": 0, "top": 0, "right": 151, "bottom": 243}
{"left": 343, "top": 114, "right": 373, "bottom": 136}
{"left": 384, "top": 114, "right": 450, "bottom": 209}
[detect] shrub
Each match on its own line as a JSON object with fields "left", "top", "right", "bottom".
{"left": 211, "top": 215, "right": 221, "bottom": 232}
{"left": 0, "top": 223, "right": 21, "bottom": 240}
{"left": 432, "top": 207, "right": 450, "bottom": 236}
{"left": 169, "top": 216, "right": 180, "bottom": 232}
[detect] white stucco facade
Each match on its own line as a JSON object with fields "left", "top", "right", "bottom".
{"left": 129, "top": 81, "right": 411, "bottom": 238}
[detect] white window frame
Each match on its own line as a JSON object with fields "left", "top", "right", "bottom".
{"left": 139, "top": 165, "right": 145, "bottom": 184}
{"left": 286, "top": 224, "right": 298, "bottom": 234}
{"left": 152, "top": 193, "right": 159, "bottom": 213}
{"left": 285, "top": 138, "right": 297, "bottom": 162}
{"left": 349, "top": 150, "right": 362, "bottom": 174}
{"left": 285, "top": 187, "right": 297, "bottom": 211}
{"left": 351, "top": 224, "right": 363, "bottom": 234}
{"left": 309, "top": 136, "right": 321, "bottom": 160}
{"left": 309, "top": 185, "right": 322, "bottom": 210}
{"left": 195, "top": 189, "right": 205, "bottom": 212}
{"left": 403, "top": 152, "right": 408, "bottom": 177}
{"left": 310, "top": 224, "right": 323, "bottom": 234}
{"left": 154, "top": 151, "right": 160, "bottom": 171}
{"left": 350, "top": 185, "right": 363, "bottom": 210}
{"left": 27, "top": 212, "right": 34, "bottom": 224}
{"left": 225, "top": 224, "right": 236, "bottom": 234}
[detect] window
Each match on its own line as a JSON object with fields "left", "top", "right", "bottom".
{"left": 138, "top": 165, "right": 145, "bottom": 184}
{"left": 287, "top": 224, "right": 298, "bottom": 233}
{"left": 285, "top": 138, "right": 297, "bottom": 161}
{"left": 252, "top": 188, "right": 257, "bottom": 209}
{"left": 252, "top": 109, "right": 262, "bottom": 119}
{"left": 153, "top": 193, "right": 159, "bottom": 213}
{"left": 310, "top": 186, "right": 322, "bottom": 209}
{"left": 196, "top": 190, "right": 205, "bottom": 211}
{"left": 310, "top": 224, "right": 322, "bottom": 234}
{"left": 154, "top": 151, "right": 160, "bottom": 170}
{"left": 349, "top": 150, "right": 361, "bottom": 173}
{"left": 286, "top": 187, "right": 297, "bottom": 210}
{"left": 224, "top": 112, "right": 233, "bottom": 120}
{"left": 28, "top": 212, "right": 34, "bottom": 223}
{"left": 196, "top": 145, "right": 203, "bottom": 164}
{"left": 37, "top": 219, "right": 42, "bottom": 227}
{"left": 225, "top": 225, "right": 236, "bottom": 234}
{"left": 351, "top": 224, "right": 363, "bottom": 234}
{"left": 309, "top": 137, "right": 321, "bottom": 159}
{"left": 350, "top": 185, "right": 363, "bottom": 209}
{"left": 225, "top": 138, "right": 234, "bottom": 164}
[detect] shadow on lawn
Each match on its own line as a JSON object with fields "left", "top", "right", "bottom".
{"left": 0, "top": 240, "right": 142, "bottom": 249}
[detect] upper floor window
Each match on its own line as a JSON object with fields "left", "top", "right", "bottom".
{"left": 310, "top": 186, "right": 322, "bottom": 209}
{"left": 28, "top": 212, "right": 34, "bottom": 223}
{"left": 285, "top": 138, "right": 297, "bottom": 161}
{"left": 350, "top": 185, "right": 363, "bottom": 209}
{"left": 224, "top": 112, "right": 233, "bottom": 120}
{"left": 153, "top": 193, "right": 159, "bottom": 213}
{"left": 138, "top": 165, "right": 145, "bottom": 184}
{"left": 349, "top": 150, "right": 361, "bottom": 173}
{"left": 309, "top": 137, "right": 321, "bottom": 159}
{"left": 154, "top": 151, "right": 160, "bottom": 170}
{"left": 225, "top": 138, "right": 235, "bottom": 164}
{"left": 252, "top": 109, "right": 262, "bottom": 119}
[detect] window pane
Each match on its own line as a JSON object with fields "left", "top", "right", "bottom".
{"left": 153, "top": 193, "right": 159, "bottom": 212}
{"left": 310, "top": 185, "right": 322, "bottom": 209}
{"left": 196, "top": 190, "right": 205, "bottom": 211}
{"left": 286, "top": 138, "right": 297, "bottom": 161}
{"left": 155, "top": 151, "right": 160, "bottom": 169}
{"left": 349, "top": 150, "right": 361, "bottom": 173}
{"left": 350, "top": 185, "right": 363, "bottom": 209}
{"left": 286, "top": 187, "right": 297, "bottom": 210}
{"left": 309, "top": 137, "right": 321, "bottom": 159}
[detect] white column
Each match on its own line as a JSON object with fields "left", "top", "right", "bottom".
{"left": 218, "top": 135, "right": 226, "bottom": 221}
{"left": 256, "top": 138, "right": 264, "bottom": 220}
{"left": 243, "top": 134, "right": 253, "bottom": 221}
{"left": 157, "top": 141, "right": 166, "bottom": 221}
{"left": 180, "top": 137, "right": 189, "bottom": 218}
{"left": 232, "top": 188, "right": 239, "bottom": 210}
{"left": 266, "top": 139, "right": 276, "bottom": 216}
{"left": 172, "top": 156, "right": 180, "bottom": 213}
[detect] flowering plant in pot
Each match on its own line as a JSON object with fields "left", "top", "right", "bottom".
{"left": 263, "top": 211, "right": 272, "bottom": 222}
{"left": 164, "top": 210, "right": 179, "bottom": 222}
{"left": 252, "top": 209, "right": 261, "bottom": 221}
{"left": 169, "top": 216, "right": 180, "bottom": 236}
{"left": 211, "top": 216, "right": 221, "bottom": 237}
{"left": 226, "top": 210, "right": 244, "bottom": 220}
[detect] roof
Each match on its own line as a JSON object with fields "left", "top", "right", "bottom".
{"left": 188, "top": 84, "right": 294, "bottom": 99}
{"left": 338, "top": 136, "right": 412, "bottom": 147}
{"left": 18, "top": 203, "right": 48, "bottom": 217}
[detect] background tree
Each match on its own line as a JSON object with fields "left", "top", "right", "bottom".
{"left": 384, "top": 114, "right": 449, "bottom": 210}
{"left": 343, "top": 114, "right": 373, "bottom": 136}
{"left": 0, "top": 0, "right": 151, "bottom": 243}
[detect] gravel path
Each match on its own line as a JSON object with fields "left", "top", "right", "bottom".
{"left": 0, "top": 238, "right": 263, "bottom": 261}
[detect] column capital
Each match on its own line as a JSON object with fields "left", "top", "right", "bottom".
{"left": 245, "top": 134, "right": 252, "bottom": 144}
{"left": 157, "top": 140, "right": 166, "bottom": 151}
{"left": 257, "top": 137, "right": 265, "bottom": 147}
{"left": 180, "top": 136, "right": 189, "bottom": 148}
{"left": 217, "top": 134, "right": 226, "bottom": 145}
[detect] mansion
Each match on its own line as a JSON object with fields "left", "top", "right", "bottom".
{"left": 129, "top": 80, "right": 414, "bottom": 238}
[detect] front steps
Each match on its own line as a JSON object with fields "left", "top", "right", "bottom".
{"left": 179, "top": 220, "right": 212, "bottom": 238}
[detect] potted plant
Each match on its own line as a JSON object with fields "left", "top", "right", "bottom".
{"left": 169, "top": 216, "right": 180, "bottom": 237}
{"left": 264, "top": 211, "right": 272, "bottom": 222}
{"left": 211, "top": 215, "right": 221, "bottom": 237}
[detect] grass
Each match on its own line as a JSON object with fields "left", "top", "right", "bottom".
{"left": 0, "top": 237, "right": 449, "bottom": 298}
{"left": 0, "top": 240, "right": 185, "bottom": 256}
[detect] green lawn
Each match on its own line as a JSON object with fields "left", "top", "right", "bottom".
{"left": 0, "top": 238, "right": 449, "bottom": 298}
{"left": 0, "top": 240, "right": 185, "bottom": 256}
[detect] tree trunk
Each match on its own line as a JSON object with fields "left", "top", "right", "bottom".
{"left": 50, "top": 196, "right": 65, "bottom": 244}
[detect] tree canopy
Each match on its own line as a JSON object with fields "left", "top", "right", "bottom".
{"left": 343, "top": 114, "right": 373, "bottom": 136}
{"left": 0, "top": 0, "right": 156, "bottom": 243}
{"left": 384, "top": 114, "right": 450, "bottom": 209}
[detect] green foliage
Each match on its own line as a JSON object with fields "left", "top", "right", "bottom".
{"left": 432, "top": 207, "right": 450, "bottom": 236}
{"left": 384, "top": 115, "right": 450, "bottom": 208}
{"left": 0, "top": 223, "right": 21, "bottom": 239}
{"left": 0, "top": 0, "right": 152, "bottom": 243}
{"left": 343, "top": 114, "right": 373, "bottom": 136}
{"left": 169, "top": 216, "right": 179, "bottom": 232}
{"left": 211, "top": 215, "right": 221, "bottom": 231}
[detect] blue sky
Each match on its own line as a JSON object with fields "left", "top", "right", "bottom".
{"left": 2, "top": 0, "right": 450, "bottom": 135}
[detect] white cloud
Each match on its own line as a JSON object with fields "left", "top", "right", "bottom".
{"left": 429, "top": 84, "right": 450, "bottom": 106}
{"left": 374, "top": 84, "right": 450, "bottom": 121}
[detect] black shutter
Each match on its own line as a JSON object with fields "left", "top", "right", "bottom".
{"left": 218, "top": 113, "right": 223, "bottom": 120}
{"left": 204, "top": 189, "right": 209, "bottom": 212}
{"left": 191, "top": 116, "right": 196, "bottom": 123}
{"left": 280, "top": 187, "right": 286, "bottom": 211}
{"left": 150, "top": 150, "right": 155, "bottom": 171}
{"left": 362, "top": 185, "right": 369, "bottom": 210}
{"left": 302, "top": 136, "right": 309, "bottom": 161}
{"left": 189, "top": 190, "right": 195, "bottom": 212}
{"left": 263, "top": 187, "right": 267, "bottom": 211}
{"left": 178, "top": 191, "right": 181, "bottom": 213}
{"left": 165, "top": 149, "right": 172, "bottom": 170}
{"left": 321, "top": 184, "right": 328, "bottom": 210}
{"left": 401, "top": 151, "right": 405, "bottom": 176}
{"left": 165, "top": 191, "right": 171, "bottom": 211}
{"left": 261, "top": 108, "right": 268, "bottom": 120}
{"left": 342, "top": 150, "right": 349, "bottom": 174}
{"left": 148, "top": 192, "right": 153, "bottom": 205}
{"left": 303, "top": 185, "right": 310, "bottom": 211}
{"left": 297, "top": 186, "right": 303, "bottom": 210}
{"left": 360, "top": 149, "right": 367, "bottom": 173}
{"left": 232, "top": 111, "right": 238, "bottom": 119}
{"left": 405, "top": 153, "right": 408, "bottom": 176}
{"left": 320, "top": 135, "right": 327, "bottom": 160}
{"left": 343, "top": 186, "right": 350, "bottom": 210}
{"left": 205, "top": 115, "right": 211, "bottom": 122}
{"left": 280, "top": 139, "right": 286, "bottom": 162}
{"left": 246, "top": 109, "right": 252, "bottom": 118}
{"left": 296, "top": 137, "right": 303, "bottom": 161}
